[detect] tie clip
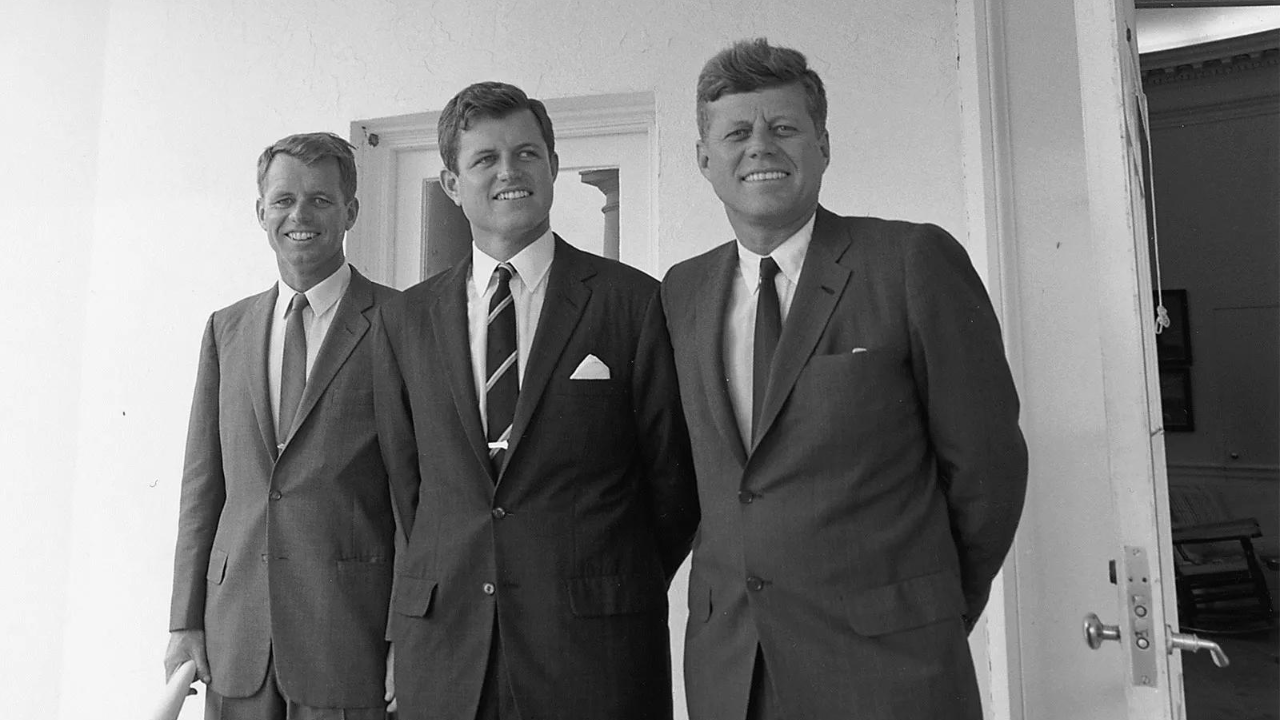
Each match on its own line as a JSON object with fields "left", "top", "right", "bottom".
{"left": 487, "top": 441, "right": 509, "bottom": 450}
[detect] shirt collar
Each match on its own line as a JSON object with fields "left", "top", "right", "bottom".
{"left": 471, "top": 229, "right": 556, "bottom": 295}
{"left": 275, "top": 262, "right": 351, "bottom": 319}
{"left": 735, "top": 213, "right": 815, "bottom": 293}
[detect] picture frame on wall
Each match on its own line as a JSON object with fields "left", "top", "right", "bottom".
{"left": 1155, "top": 289, "right": 1191, "bottom": 365}
{"left": 1159, "top": 366, "right": 1194, "bottom": 432}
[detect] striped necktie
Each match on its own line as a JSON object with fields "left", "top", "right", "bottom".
{"left": 485, "top": 264, "right": 518, "bottom": 474}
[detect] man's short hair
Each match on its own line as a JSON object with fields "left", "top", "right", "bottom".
{"left": 256, "top": 132, "right": 358, "bottom": 201}
{"left": 437, "top": 81, "right": 556, "bottom": 174}
{"left": 696, "top": 38, "right": 827, "bottom": 139}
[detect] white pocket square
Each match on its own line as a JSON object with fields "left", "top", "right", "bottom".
{"left": 850, "top": 347, "right": 869, "bottom": 355}
{"left": 570, "top": 354, "right": 611, "bottom": 380}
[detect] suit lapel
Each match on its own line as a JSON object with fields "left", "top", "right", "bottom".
{"left": 282, "top": 268, "right": 373, "bottom": 447}
{"left": 695, "top": 242, "right": 748, "bottom": 467}
{"left": 501, "top": 237, "right": 591, "bottom": 478}
{"left": 429, "top": 260, "right": 494, "bottom": 481}
{"left": 753, "top": 207, "right": 852, "bottom": 451}
{"left": 247, "top": 286, "right": 279, "bottom": 458}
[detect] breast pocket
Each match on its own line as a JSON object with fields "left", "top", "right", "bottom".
{"left": 544, "top": 378, "right": 631, "bottom": 458}
{"left": 795, "top": 349, "right": 914, "bottom": 418}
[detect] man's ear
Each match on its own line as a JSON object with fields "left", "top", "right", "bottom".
{"left": 549, "top": 151, "right": 559, "bottom": 181}
{"left": 344, "top": 197, "right": 360, "bottom": 231}
{"left": 256, "top": 198, "right": 267, "bottom": 230}
{"left": 440, "top": 169, "right": 462, "bottom": 206}
{"left": 819, "top": 130, "right": 831, "bottom": 166}
{"left": 696, "top": 140, "right": 711, "bottom": 178}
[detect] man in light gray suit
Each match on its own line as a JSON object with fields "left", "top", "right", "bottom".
{"left": 166, "top": 132, "right": 398, "bottom": 719}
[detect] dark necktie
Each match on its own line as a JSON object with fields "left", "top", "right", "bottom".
{"left": 752, "top": 257, "right": 781, "bottom": 442}
{"left": 486, "top": 264, "right": 518, "bottom": 474}
{"left": 278, "top": 292, "right": 309, "bottom": 443}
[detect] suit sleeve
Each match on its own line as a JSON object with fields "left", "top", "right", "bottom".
{"left": 371, "top": 306, "right": 422, "bottom": 640}
{"left": 371, "top": 306, "right": 421, "bottom": 556}
{"left": 904, "top": 226, "right": 1028, "bottom": 625}
{"left": 631, "top": 288, "right": 700, "bottom": 582}
{"left": 169, "top": 315, "right": 227, "bottom": 632}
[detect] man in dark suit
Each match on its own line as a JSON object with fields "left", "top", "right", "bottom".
{"left": 662, "top": 39, "right": 1029, "bottom": 720}
{"left": 166, "top": 132, "right": 399, "bottom": 719}
{"left": 373, "top": 82, "right": 698, "bottom": 720}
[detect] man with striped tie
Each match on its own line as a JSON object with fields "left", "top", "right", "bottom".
{"left": 372, "top": 81, "right": 698, "bottom": 720}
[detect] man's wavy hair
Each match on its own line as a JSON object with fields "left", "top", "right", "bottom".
{"left": 438, "top": 81, "right": 556, "bottom": 174}
{"left": 696, "top": 38, "right": 827, "bottom": 139}
{"left": 256, "top": 132, "right": 358, "bottom": 201}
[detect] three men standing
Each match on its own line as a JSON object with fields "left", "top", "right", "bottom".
{"left": 167, "top": 133, "right": 398, "bottom": 719}
{"left": 662, "top": 39, "right": 1028, "bottom": 720}
{"left": 167, "top": 40, "right": 1026, "bottom": 720}
{"left": 373, "top": 82, "right": 698, "bottom": 720}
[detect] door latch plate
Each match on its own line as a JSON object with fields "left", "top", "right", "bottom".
{"left": 1124, "top": 545, "right": 1158, "bottom": 687}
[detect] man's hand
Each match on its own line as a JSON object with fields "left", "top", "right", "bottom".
{"left": 164, "top": 629, "right": 211, "bottom": 685}
{"left": 384, "top": 643, "right": 397, "bottom": 712}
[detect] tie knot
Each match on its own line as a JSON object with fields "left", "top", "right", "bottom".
{"left": 288, "top": 292, "right": 309, "bottom": 315}
{"left": 495, "top": 263, "right": 514, "bottom": 287}
{"left": 759, "top": 256, "right": 780, "bottom": 285}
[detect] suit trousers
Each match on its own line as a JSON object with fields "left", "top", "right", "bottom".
{"left": 204, "top": 648, "right": 387, "bottom": 720}
{"left": 744, "top": 644, "right": 783, "bottom": 720}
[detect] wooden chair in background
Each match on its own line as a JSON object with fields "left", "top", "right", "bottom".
{"left": 1168, "top": 483, "right": 1276, "bottom": 627}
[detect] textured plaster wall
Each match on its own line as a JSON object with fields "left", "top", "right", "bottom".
{"left": 50, "top": 2, "right": 966, "bottom": 718}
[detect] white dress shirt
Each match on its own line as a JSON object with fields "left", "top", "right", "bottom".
{"left": 724, "top": 214, "right": 815, "bottom": 448}
{"left": 268, "top": 262, "right": 352, "bottom": 433}
{"left": 467, "top": 230, "right": 555, "bottom": 433}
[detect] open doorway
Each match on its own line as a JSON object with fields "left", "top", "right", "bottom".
{"left": 1137, "top": 6, "right": 1280, "bottom": 718}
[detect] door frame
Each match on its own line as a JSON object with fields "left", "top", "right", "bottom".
{"left": 957, "top": 0, "right": 1182, "bottom": 717}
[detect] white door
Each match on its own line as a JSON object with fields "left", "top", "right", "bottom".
{"left": 1072, "top": 0, "right": 1185, "bottom": 714}
{"left": 958, "top": 0, "right": 1227, "bottom": 716}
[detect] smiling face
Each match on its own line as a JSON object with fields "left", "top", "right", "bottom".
{"left": 697, "top": 82, "right": 830, "bottom": 254}
{"left": 440, "top": 109, "right": 559, "bottom": 261}
{"left": 256, "top": 154, "right": 358, "bottom": 291}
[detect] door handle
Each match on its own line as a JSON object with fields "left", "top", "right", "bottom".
{"left": 1167, "top": 627, "right": 1230, "bottom": 667}
{"left": 1084, "top": 548, "right": 1161, "bottom": 687}
{"left": 1083, "top": 612, "right": 1121, "bottom": 649}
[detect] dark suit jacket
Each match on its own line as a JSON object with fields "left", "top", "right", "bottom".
{"left": 661, "top": 208, "right": 1028, "bottom": 720}
{"left": 374, "top": 238, "right": 698, "bottom": 720}
{"left": 169, "top": 267, "right": 399, "bottom": 708}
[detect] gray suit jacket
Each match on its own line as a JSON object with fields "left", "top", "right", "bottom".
{"left": 169, "top": 267, "right": 399, "bottom": 708}
{"left": 662, "top": 208, "right": 1028, "bottom": 720}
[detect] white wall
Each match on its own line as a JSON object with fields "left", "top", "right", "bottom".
{"left": 0, "top": 2, "right": 107, "bottom": 718}
{"left": 26, "top": 1, "right": 970, "bottom": 718}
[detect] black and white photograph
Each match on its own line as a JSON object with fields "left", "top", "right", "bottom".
{"left": 4, "top": 2, "right": 1276, "bottom": 720}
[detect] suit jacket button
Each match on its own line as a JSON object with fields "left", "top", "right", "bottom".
{"left": 482, "top": 582, "right": 496, "bottom": 596}
{"left": 746, "top": 576, "right": 765, "bottom": 592}
{"left": 738, "top": 490, "right": 756, "bottom": 504}
{"left": 268, "top": 490, "right": 282, "bottom": 501}
{"left": 260, "top": 554, "right": 268, "bottom": 563}
{"left": 491, "top": 507, "right": 507, "bottom": 519}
